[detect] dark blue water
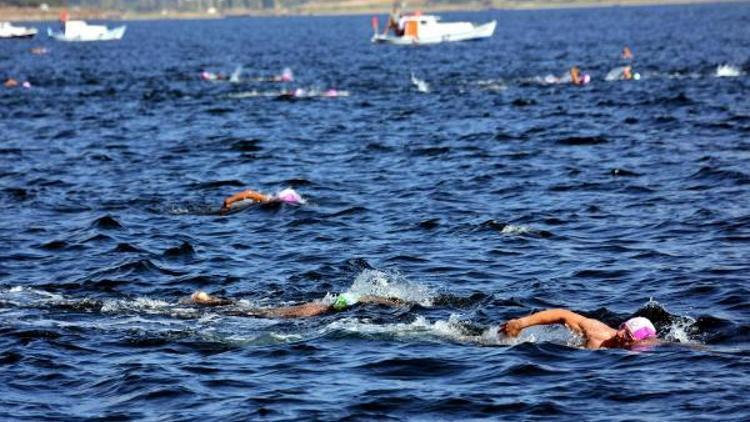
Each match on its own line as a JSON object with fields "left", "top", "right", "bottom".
{"left": 2, "top": 3, "right": 750, "bottom": 419}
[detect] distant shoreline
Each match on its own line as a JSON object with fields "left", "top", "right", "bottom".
{"left": 0, "top": 0, "right": 741, "bottom": 22}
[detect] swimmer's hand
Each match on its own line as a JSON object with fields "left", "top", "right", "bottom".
{"left": 501, "top": 319, "right": 524, "bottom": 337}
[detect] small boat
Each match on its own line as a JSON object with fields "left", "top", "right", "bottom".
{"left": 372, "top": 14, "right": 496, "bottom": 45}
{"left": 47, "top": 20, "right": 126, "bottom": 42}
{"left": 0, "top": 22, "right": 38, "bottom": 39}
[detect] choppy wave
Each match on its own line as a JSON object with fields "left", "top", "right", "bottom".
{"left": 2, "top": 4, "right": 750, "bottom": 419}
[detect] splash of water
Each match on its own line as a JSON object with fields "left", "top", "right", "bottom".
{"left": 410, "top": 72, "right": 430, "bottom": 93}
{"left": 229, "top": 65, "right": 243, "bottom": 83}
{"left": 501, "top": 224, "right": 532, "bottom": 235}
{"left": 715, "top": 64, "right": 743, "bottom": 77}
{"left": 342, "top": 269, "right": 435, "bottom": 306}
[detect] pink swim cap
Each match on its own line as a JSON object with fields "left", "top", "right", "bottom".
{"left": 275, "top": 188, "right": 304, "bottom": 205}
{"left": 620, "top": 317, "right": 656, "bottom": 341}
{"left": 281, "top": 68, "right": 294, "bottom": 82}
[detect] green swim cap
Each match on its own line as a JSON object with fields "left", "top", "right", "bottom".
{"left": 332, "top": 295, "right": 349, "bottom": 311}
{"left": 332, "top": 292, "right": 358, "bottom": 311}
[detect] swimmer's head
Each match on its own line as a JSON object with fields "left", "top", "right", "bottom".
{"left": 274, "top": 188, "right": 305, "bottom": 205}
{"left": 281, "top": 68, "right": 294, "bottom": 82}
{"left": 619, "top": 317, "right": 657, "bottom": 341}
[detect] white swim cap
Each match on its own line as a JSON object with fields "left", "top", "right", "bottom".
{"left": 275, "top": 188, "right": 305, "bottom": 205}
{"left": 620, "top": 317, "right": 656, "bottom": 341}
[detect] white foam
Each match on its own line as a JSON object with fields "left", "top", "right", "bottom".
{"left": 0, "top": 286, "right": 64, "bottom": 305}
{"left": 100, "top": 297, "right": 171, "bottom": 314}
{"left": 474, "top": 78, "right": 507, "bottom": 92}
{"left": 410, "top": 72, "right": 430, "bottom": 93}
{"left": 227, "top": 90, "right": 281, "bottom": 98}
{"left": 715, "top": 64, "right": 743, "bottom": 77}
{"left": 229, "top": 65, "right": 243, "bottom": 83}
{"left": 501, "top": 224, "right": 532, "bottom": 235}
{"left": 324, "top": 314, "right": 584, "bottom": 347}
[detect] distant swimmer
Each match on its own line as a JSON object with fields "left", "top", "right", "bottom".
{"left": 569, "top": 66, "right": 591, "bottom": 85}
{"left": 201, "top": 70, "right": 227, "bottom": 82}
{"left": 221, "top": 187, "right": 305, "bottom": 212}
{"left": 622, "top": 46, "right": 634, "bottom": 60}
{"left": 273, "top": 67, "right": 294, "bottom": 83}
{"left": 30, "top": 47, "right": 49, "bottom": 55}
{"left": 501, "top": 309, "right": 658, "bottom": 350}
{"left": 605, "top": 65, "right": 640, "bottom": 81}
{"left": 4, "top": 78, "right": 31, "bottom": 89}
{"left": 187, "top": 290, "right": 405, "bottom": 318}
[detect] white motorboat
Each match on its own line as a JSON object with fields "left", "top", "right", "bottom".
{"left": 47, "top": 20, "right": 126, "bottom": 42}
{"left": 372, "top": 14, "right": 496, "bottom": 45}
{"left": 0, "top": 22, "right": 38, "bottom": 39}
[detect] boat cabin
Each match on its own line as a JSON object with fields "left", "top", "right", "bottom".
{"left": 397, "top": 14, "right": 475, "bottom": 39}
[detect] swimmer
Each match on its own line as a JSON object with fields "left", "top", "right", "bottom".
{"left": 201, "top": 71, "right": 227, "bottom": 82}
{"left": 273, "top": 67, "right": 294, "bottom": 83}
{"left": 569, "top": 66, "right": 590, "bottom": 85}
{"left": 221, "top": 187, "right": 305, "bottom": 212}
{"left": 622, "top": 46, "right": 634, "bottom": 60}
{"left": 187, "top": 290, "right": 405, "bottom": 318}
{"left": 501, "top": 309, "right": 658, "bottom": 350}
{"left": 4, "top": 78, "right": 18, "bottom": 88}
{"left": 605, "top": 65, "right": 640, "bottom": 81}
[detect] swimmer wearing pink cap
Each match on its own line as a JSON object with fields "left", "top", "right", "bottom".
{"left": 221, "top": 187, "right": 305, "bottom": 212}
{"left": 502, "top": 309, "right": 658, "bottom": 349}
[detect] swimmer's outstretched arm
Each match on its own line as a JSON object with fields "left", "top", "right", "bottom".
{"left": 501, "top": 309, "right": 587, "bottom": 337}
{"left": 188, "top": 291, "right": 329, "bottom": 317}
{"left": 222, "top": 189, "right": 272, "bottom": 210}
{"left": 251, "top": 296, "right": 405, "bottom": 318}
{"left": 358, "top": 295, "right": 406, "bottom": 307}
{"left": 249, "top": 302, "right": 331, "bottom": 318}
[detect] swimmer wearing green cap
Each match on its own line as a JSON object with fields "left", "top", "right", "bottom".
{"left": 501, "top": 309, "right": 659, "bottom": 350}
{"left": 188, "top": 290, "right": 405, "bottom": 318}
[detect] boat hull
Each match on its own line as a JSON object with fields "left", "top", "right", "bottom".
{"left": 372, "top": 20, "right": 496, "bottom": 45}
{"left": 0, "top": 23, "right": 38, "bottom": 39}
{"left": 47, "top": 25, "right": 126, "bottom": 42}
{"left": 0, "top": 32, "right": 36, "bottom": 39}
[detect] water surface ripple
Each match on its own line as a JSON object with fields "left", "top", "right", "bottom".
{"left": 1, "top": 3, "right": 750, "bottom": 420}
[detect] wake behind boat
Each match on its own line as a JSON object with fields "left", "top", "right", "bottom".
{"left": 0, "top": 22, "right": 38, "bottom": 39}
{"left": 47, "top": 20, "right": 126, "bottom": 42}
{"left": 372, "top": 14, "right": 496, "bottom": 45}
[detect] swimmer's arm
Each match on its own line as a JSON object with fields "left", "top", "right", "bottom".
{"left": 358, "top": 295, "right": 406, "bottom": 307}
{"left": 502, "top": 309, "right": 587, "bottom": 337}
{"left": 222, "top": 189, "right": 272, "bottom": 209}
{"left": 254, "top": 302, "right": 331, "bottom": 318}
